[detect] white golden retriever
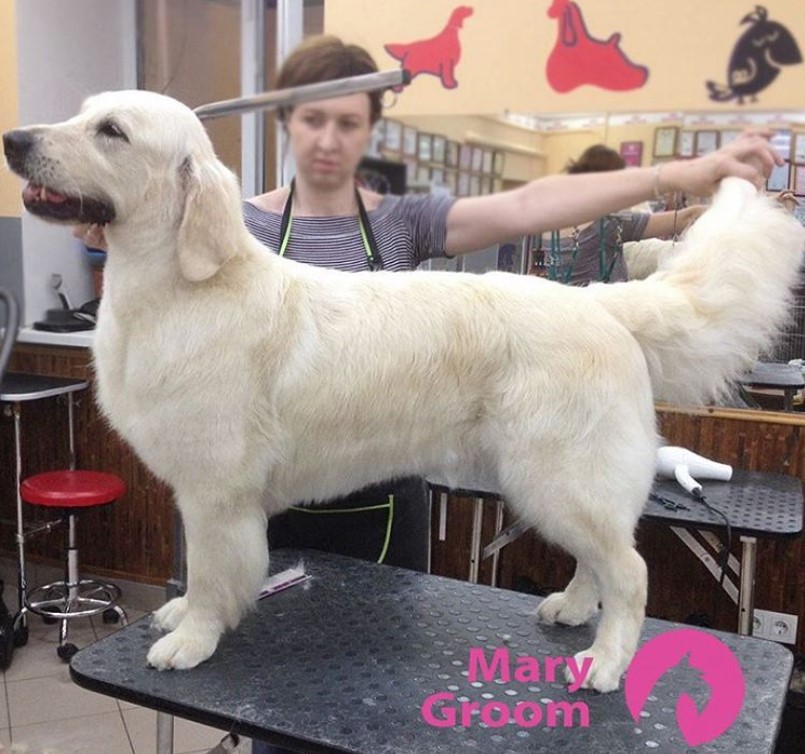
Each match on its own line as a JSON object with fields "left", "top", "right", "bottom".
{"left": 4, "top": 91, "right": 804, "bottom": 692}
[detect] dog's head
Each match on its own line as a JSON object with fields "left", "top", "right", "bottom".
{"left": 3, "top": 90, "right": 242, "bottom": 281}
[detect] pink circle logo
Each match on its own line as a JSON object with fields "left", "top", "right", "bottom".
{"left": 624, "top": 629, "right": 746, "bottom": 747}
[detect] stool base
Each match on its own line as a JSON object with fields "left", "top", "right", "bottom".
{"left": 24, "top": 579, "right": 127, "bottom": 661}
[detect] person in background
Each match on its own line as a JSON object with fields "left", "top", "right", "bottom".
{"left": 545, "top": 144, "right": 705, "bottom": 285}
{"left": 76, "top": 35, "right": 783, "bottom": 754}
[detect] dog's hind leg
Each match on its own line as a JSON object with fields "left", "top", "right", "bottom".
{"left": 502, "top": 421, "right": 653, "bottom": 692}
{"left": 572, "top": 544, "right": 647, "bottom": 692}
{"left": 147, "top": 489, "right": 268, "bottom": 670}
{"left": 532, "top": 497, "right": 647, "bottom": 692}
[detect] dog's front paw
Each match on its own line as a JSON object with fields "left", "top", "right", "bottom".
{"left": 152, "top": 596, "right": 189, "bottom": 632}
{"left": 147, "top": 625, "right": 220, "bottom": 670}
{"left": 536, "top": 592, "right": 597, "bottom": 627}
{"left": 567, "top": 648, "right": 623, "bottom": 693}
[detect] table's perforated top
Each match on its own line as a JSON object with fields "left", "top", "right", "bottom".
{"left": 71, "top": 549, "right": 792, "bottom": 753}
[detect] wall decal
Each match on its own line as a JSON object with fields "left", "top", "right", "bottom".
{"left": 706, "top": 5, "right": 802, "bottom": 104}
{"left": 545, "top": 0, "right": 649, "bottom": 93}
{"left": 384, "top": 6, "right": 474, "bottom": 91}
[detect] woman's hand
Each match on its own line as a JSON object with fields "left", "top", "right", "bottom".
{"left": 773, "top": 190, "right": 799, "bottom": 213}
{"left": 73, "top": 223, "right": 108, "bottom": 251}
{"left": 661, "top": 130, "right": 782, "bottom": 197}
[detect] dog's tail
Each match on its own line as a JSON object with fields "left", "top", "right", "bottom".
{"left": 587, "top": 178, "right": 805, "bottom": 404}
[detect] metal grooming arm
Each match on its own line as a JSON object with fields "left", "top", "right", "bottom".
{"left": 193, "top": 69, "right": 409, "bottom": 120}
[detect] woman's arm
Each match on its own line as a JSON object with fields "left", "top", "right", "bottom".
{"left": 444, "top": 131, "right": 780, "bottom": 255}
{"left": 643, "top": 205, "right": 706, "bottom": 239}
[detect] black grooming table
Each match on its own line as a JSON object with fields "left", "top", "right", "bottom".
{"left": 71, "top": 548, "right": 793, "bottom": 753}
{"left": 647, "top": 470, "right": 803, "bottom": 537}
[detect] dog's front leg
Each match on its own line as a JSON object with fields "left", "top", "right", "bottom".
{"left": 147, "top": 490, "right": 268, "bottom": 670}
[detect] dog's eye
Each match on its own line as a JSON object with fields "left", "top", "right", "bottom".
{"left": 97, "top": 121, "right": 129, "bottom": 142}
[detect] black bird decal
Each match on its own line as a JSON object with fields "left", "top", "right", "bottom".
{"left": 706, "top": 5, "right": 802, "bottom": 104}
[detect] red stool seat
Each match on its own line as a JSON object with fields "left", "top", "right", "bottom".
{"left": 21, "top": 470, "right": 126, "bottom": 508}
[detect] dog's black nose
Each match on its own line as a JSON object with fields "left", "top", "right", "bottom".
{"left": 3, "top": 129, "right": 35, "bottom": 165}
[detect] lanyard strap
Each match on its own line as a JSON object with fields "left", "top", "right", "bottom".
{"left": 278, "top": 179, "right": 383, "bottom": 271}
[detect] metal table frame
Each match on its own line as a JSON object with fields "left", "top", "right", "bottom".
{"left": 430, "top": 470, "right": 803, "bottom": 637}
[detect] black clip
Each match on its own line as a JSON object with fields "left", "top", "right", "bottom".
{"left": 649, "top": 492, "right": 690, "bottom": 512}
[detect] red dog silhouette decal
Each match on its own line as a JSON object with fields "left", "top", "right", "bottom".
{"left": 546, "top": 0, "right": 649, "bottom": 93}
{"left": 385, "top": 6, "right": 474, "bottom": 91}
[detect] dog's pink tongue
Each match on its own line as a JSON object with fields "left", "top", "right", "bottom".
{"left": 22, "top": 183, "right": 67, "bottom": 204}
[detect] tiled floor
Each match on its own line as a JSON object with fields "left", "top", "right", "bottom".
{"left": 0, "top": 567, "right": 253, "bottom": 754}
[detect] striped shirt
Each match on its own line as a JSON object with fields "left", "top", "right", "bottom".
{"left": 243, "top": 192, "right": 456, "bottom": 272}
{"left": 548, "top": 211, "right": 650, "bottom": 285}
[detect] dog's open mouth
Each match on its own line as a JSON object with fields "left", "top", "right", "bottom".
{"left": 22, "top": 182, "right": 115, "bottom": 225}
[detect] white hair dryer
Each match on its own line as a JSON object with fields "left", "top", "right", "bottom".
{"left": 656, "top": 446, "right": 733, "bottom": 498}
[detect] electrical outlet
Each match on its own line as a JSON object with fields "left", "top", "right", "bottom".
{"left": 752, "top": 609, "right": 799, "bottom": 644}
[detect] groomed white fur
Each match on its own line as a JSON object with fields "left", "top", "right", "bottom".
{"left": 10, "top": 91, "right": 804, "bottom": 692}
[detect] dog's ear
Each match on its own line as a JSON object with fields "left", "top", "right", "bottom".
{"left": 176, "top": 156, "right": 241, "bottom": 281}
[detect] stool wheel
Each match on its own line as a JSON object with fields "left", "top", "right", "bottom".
{"left": 57, "top": 643, "right": 78, "bottom": 662}
{"left": 13, "top": 624, "right": 28, "bottom": 648}
{"left": 42, "top": 608, "right": 60, "bottom": 625}
{"left": 102, "top": 608, "right": 120, "bottom": 624}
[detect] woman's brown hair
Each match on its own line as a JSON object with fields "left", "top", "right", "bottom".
{"left": 565, "top": 144, "right": 626, "bottom": 174}
{"left": 275, "top": 35, "right": 382, "bottom": 124}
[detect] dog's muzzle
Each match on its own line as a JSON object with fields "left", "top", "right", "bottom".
{"left": 3, "top": 128, "right": 116, "bottom": 225}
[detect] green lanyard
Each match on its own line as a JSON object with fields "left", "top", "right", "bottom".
{"left": 278, "top": 179, "right": 384, "bottom": 271}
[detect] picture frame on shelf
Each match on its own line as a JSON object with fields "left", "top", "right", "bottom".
{"left": 417, "top": 133, "right": 433, "bottom": 163}
{"left": 767, "top": 160, "right": 790, "bottom": 192}
{"left": 402, "top": 125, "right": 418, "bottom": 157}
{"left": 383, "top": 120, "right": 403, "bottom": 153}
{"left": 794, "top": 133, "right": 805, "bottom": 163}
{"left": 457, "top": 172, "right": 470, "bottom": 196}
{"left": 459, "top": 143, "right": 473, "bottom": 171}
{"left": 677, "top": 130, "right": 695, "bottom": 158}
{"left": 432, "top": 135, "right": 446, "bottom": 164}
{"left": 619, "top": 140, "right": 643, "bottom": 167}
{"left": 719, "top": 129, "right": 742, "bottom": 148}
{"left": 471, "top": 146, "right": 484, "bottom": 173}
{"left": 794, "top": 164, "right": 805, "bottom": 196}
{"left": 469, "top": 175, "right": 481, "bottom": 196}
{"left": 493, "top": 151, "right": 505, "bottom": 176}
{"left": 652, "top": 127, "right": 678, "bottom": 158}
{"left": 445, "top": 170, "right": 457, "bottom": 194}
{"left": 694, "top": 130, "right": 719, "bottom": 157}
{"left": 446, "top": 140, "right": 460, "bottom": 168}
{"left": 369, "top": 119, "right": 386, "bottom": 156}
{"left": 482, "top": 149, "right": 493, "bottom": 175}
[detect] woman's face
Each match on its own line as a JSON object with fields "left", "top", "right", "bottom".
{"left": 286, "top": 93, "right": 373, "bottom": 189}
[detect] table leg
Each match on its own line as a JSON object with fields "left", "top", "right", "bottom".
{"left": 490, "top": 500, "right": 505, "bottom": 588}
{"left": 12, "top": 403, "right": 27, "bottom": 622}
{"left": 468, "top": 498, "right": 484, "bottom": 584}
{"left": 738, "top": 535, "right": 758, "bottom": 636}
{"left": 156, "top": 711, "right": 175, "bottom": 754}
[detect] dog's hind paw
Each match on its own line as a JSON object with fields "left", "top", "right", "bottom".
{"left": 536, "top": 591, "right": 598, "bottom": 626}
{"left": 567, "top": 649, "right": 623, "bottom": 693}
{"left": 147, "top": 626, "right": 220, "bottom": 670}
{"left": 152, "top": 596, "right": 189, "bottom": 632}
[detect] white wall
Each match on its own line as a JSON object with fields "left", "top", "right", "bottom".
{"left": 16, "top": 0, "right": 137, "bottom": 324}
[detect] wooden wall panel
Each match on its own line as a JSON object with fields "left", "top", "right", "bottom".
{"left": 0, "top": 344, "right": 174, "bottom": 584}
